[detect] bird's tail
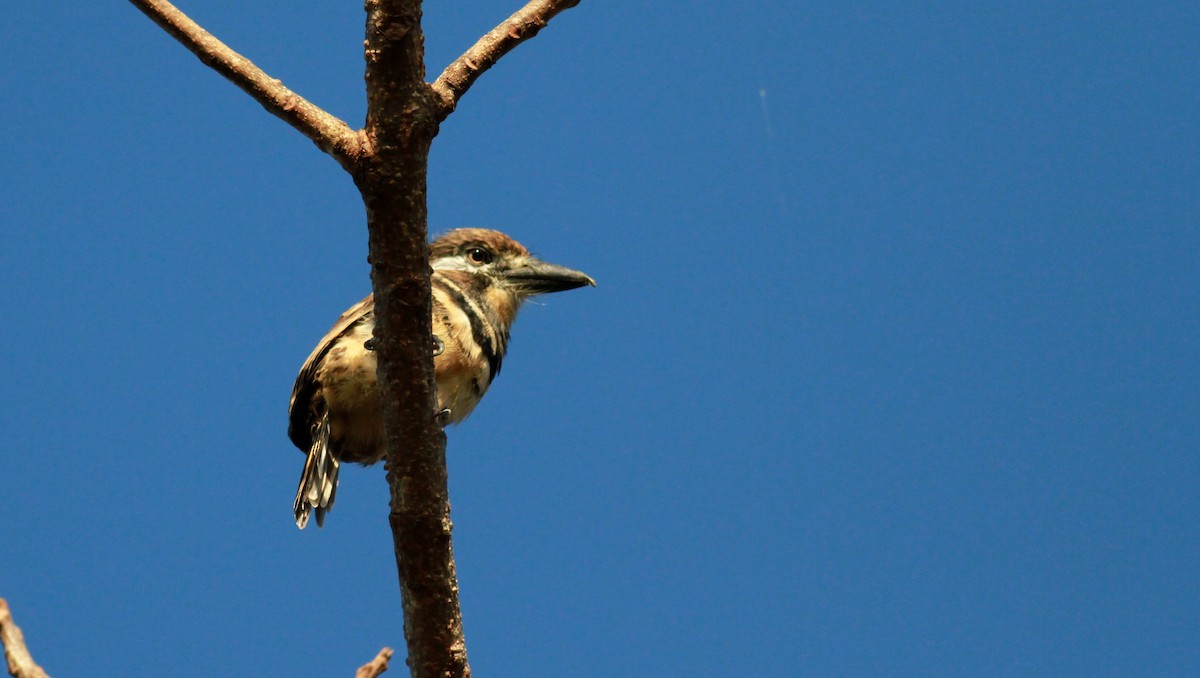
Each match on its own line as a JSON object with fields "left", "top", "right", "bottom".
{"left": 293, "top": 416, "right": 339, "bottom": 529}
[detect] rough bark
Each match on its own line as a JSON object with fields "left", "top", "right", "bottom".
{"left": 357, "top": 1, "right": 468, "bottom": 676}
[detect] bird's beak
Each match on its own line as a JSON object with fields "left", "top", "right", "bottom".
{"left": 505, "top": 258, "right": 596, "bottom": 294}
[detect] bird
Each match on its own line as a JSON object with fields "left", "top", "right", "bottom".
{"left": 288, "top": 228, "right": 595, "bottom": 528}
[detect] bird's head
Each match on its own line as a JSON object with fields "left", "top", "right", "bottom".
{"left": 430, "top": 228, "right": 595, "bottom": 298}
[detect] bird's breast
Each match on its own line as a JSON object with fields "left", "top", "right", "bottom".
{"left": 432, "top": 302, "right": 498, "bottom": 424}
{"left": 318, "top": 320, "right": 385, "bottom": 463}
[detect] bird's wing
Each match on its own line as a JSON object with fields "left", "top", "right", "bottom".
{"left": 287, "top": 294, "right": 375, "bottom": 451}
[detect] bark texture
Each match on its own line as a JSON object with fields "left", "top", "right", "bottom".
{"left": 358, "top": 1, "right": 468, "bottom": 676}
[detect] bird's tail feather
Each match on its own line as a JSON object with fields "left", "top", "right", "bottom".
{"left": 294, "top": 416, "right": 339, "bottom": 529}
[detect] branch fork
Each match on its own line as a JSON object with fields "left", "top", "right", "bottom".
{"left": 124, "top": 1, "right": 584, "bottom": 676}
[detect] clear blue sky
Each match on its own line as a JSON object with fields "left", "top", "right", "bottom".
{"left": 2, "top": 2, "right": 1197, "bottom": 676}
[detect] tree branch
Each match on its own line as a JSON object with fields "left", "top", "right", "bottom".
{"left": 360, "top": 1, "right": 469, "bottom": 677}
{"left": 355, "top": 647, "right": 395, "bottom": 678}
{"left": 430, "top": 0, "right": 583, "bottom": 120}
{"left": 131, "top": 2, "right": 582, "bottom": 676}
{"left": 128, "top": 0, "right": 364, "bottom": 169}
{"left": 0, "top": 599, "right": 50, "bottom": 678}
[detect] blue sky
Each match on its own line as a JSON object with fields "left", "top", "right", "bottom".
{"left": 2, "top": 2, "right": 1197, "bottom": 676}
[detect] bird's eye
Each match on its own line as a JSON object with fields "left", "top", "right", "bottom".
{"left": 466, "top": 247, "right": 493, "bottom": 265}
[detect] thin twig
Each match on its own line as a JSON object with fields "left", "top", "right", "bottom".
{"left": 0, "top": 599, "right": 50, "bottom": 678}
{"left": 128, "top": 0, "right": 363, "bottom": 168}
{"left": 431, "top": 0, "right": 583, "bottom": 120}
{"left": 355, "top": 647, "right": 394, "bottom": 678}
